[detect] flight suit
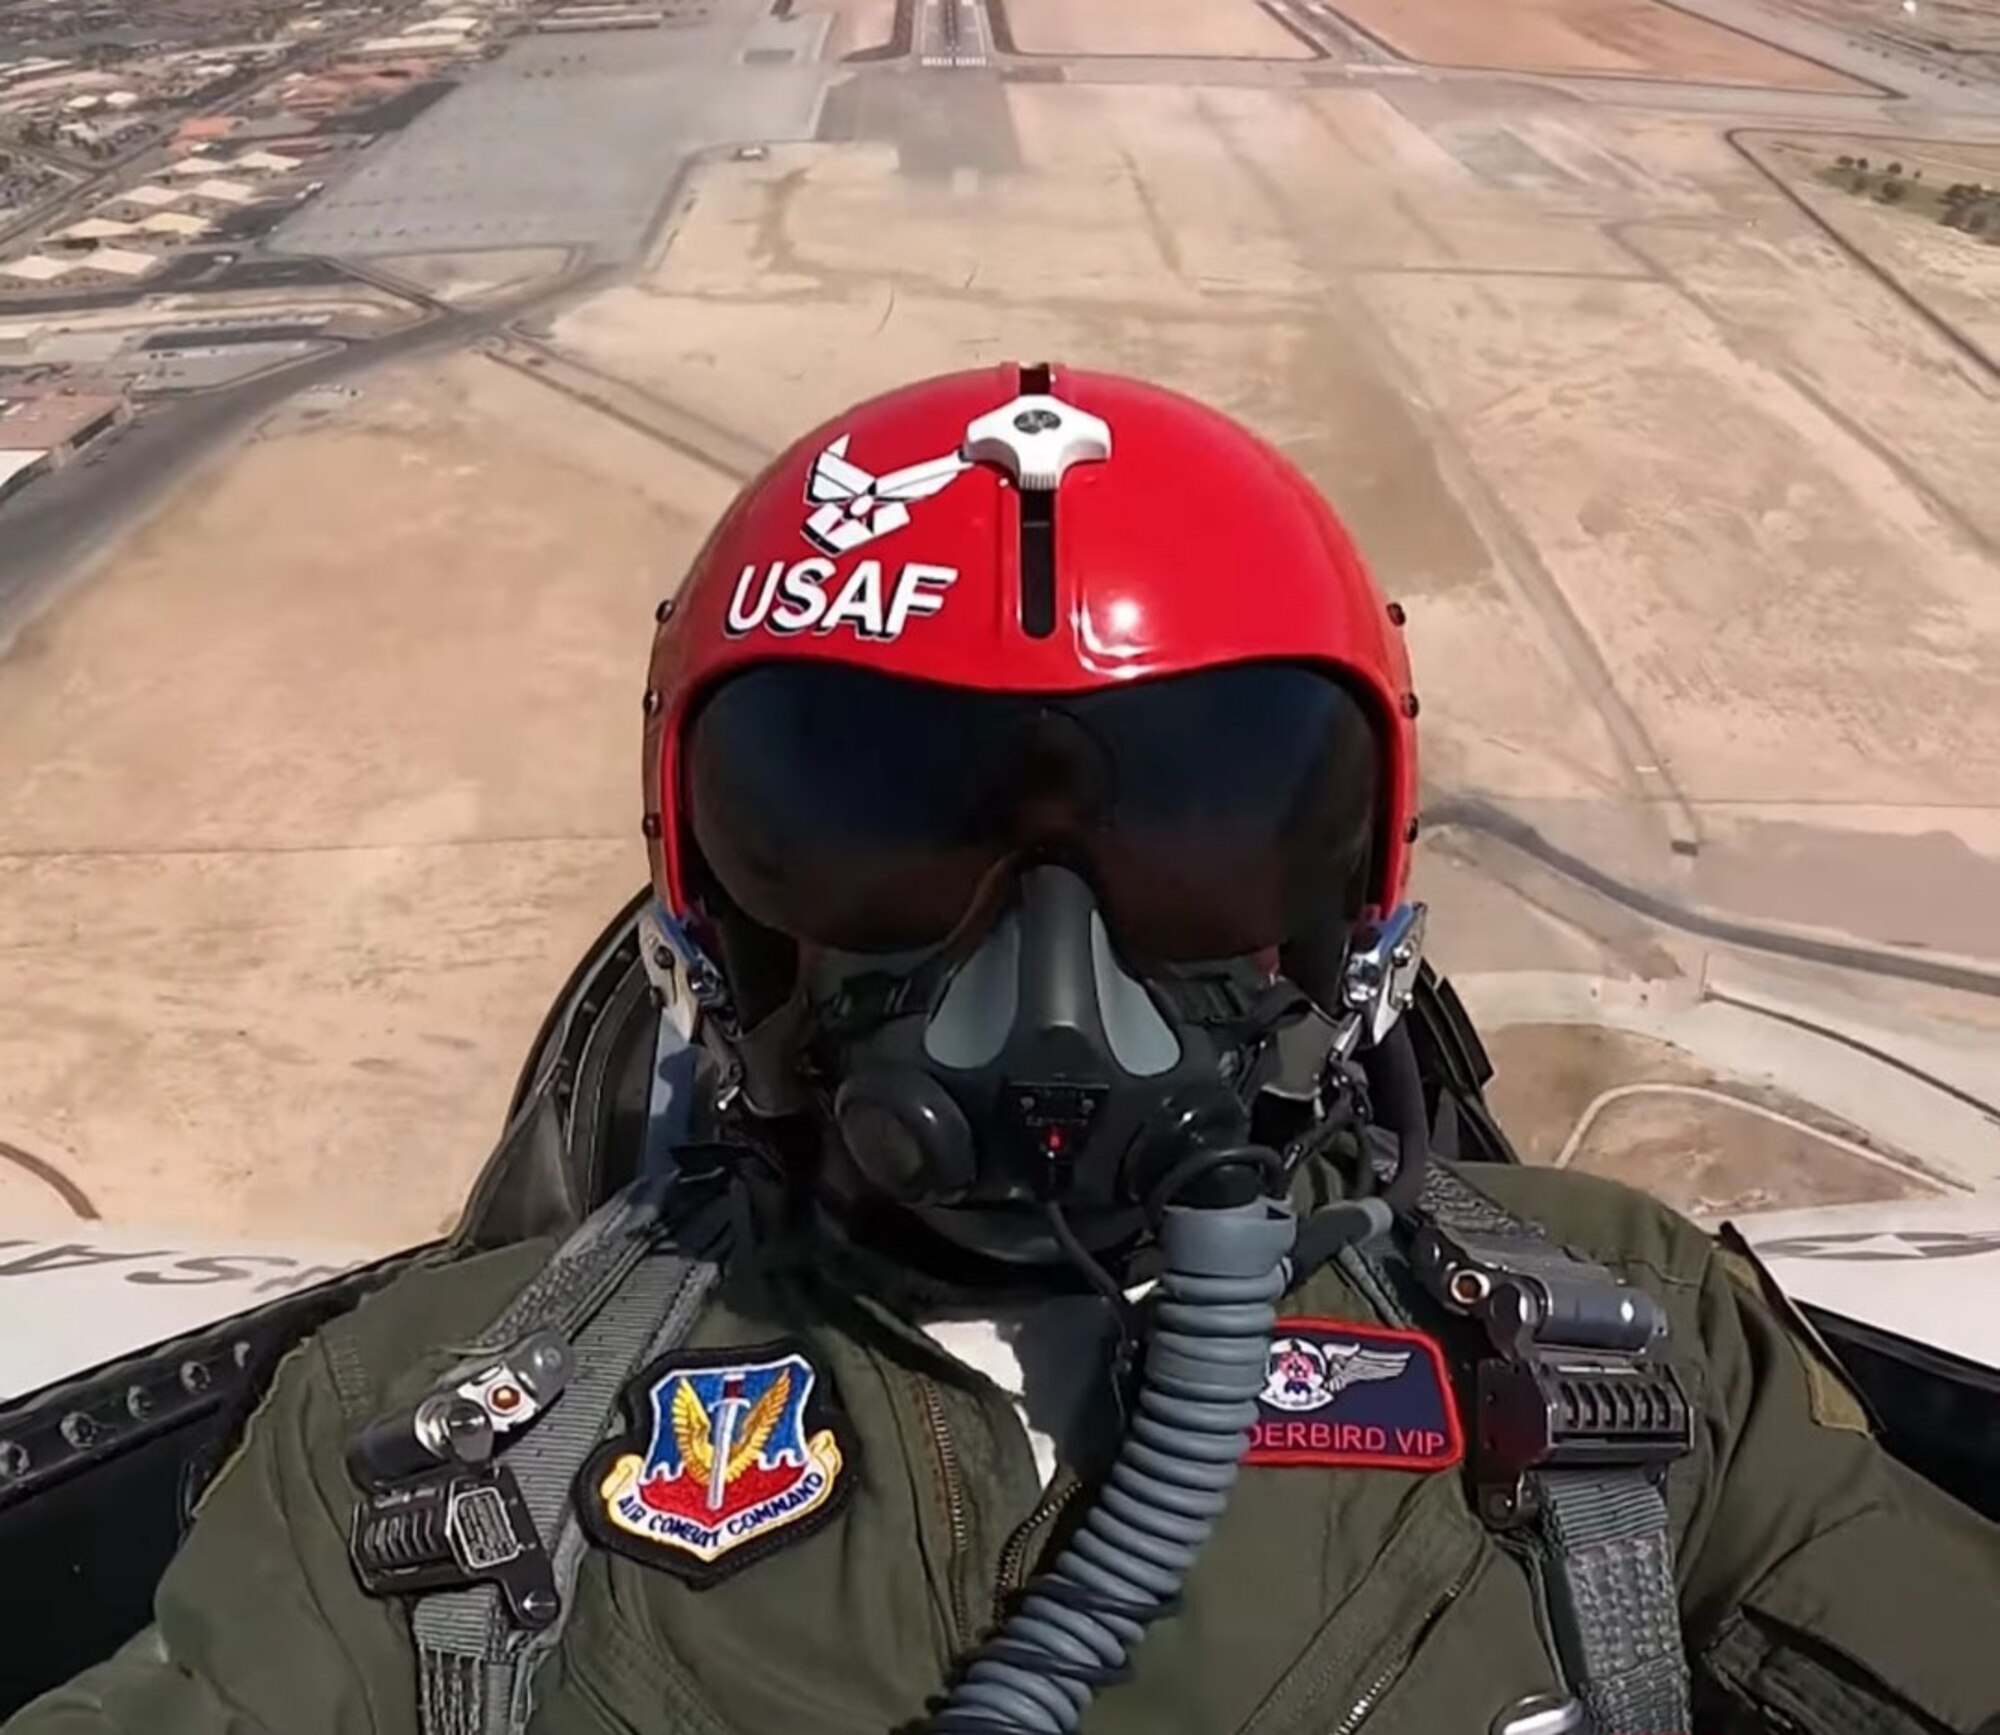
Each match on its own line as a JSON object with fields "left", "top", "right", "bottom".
{"left": 10, "top": 1162, "right": 2000, "bottom": 1735}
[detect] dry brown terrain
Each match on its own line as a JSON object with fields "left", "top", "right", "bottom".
{"left": 1747, "top": 133, "right": 2000, "bottom": 358}
{"left": 1485, "top": 1023, "right": 1948, "bottom": 1218}
{"left": 1000, "top": 0, "right": 1316, "bottom": 59}
{"left": 4, "top": 7, "right": 1999, "bottom": 1251}
{"left": 1327, "top": 0, "right": 1865, "bottom": 86}
{"left": 0, "top": 359, "right": 735, "bottom": 1246}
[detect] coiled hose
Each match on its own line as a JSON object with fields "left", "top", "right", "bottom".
{"left": 919, "top": 1195, "right": 1299, "bottom": 1734}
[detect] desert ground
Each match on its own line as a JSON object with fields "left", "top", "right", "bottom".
{"left": 2, "top": 0, "right": 1999, "bottom": 1261}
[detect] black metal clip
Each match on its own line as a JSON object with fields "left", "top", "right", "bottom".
{"left": 347, "top": 1330, "right": 572, "bottom": 1492}
{"left": 1407, "top": 1217, "right": 1693, "bottom": 1527}
{"left": 345, "top": 1331, "right": 574, "bottom": 1627}
{"left": 350, "top": 1460, "right": 559, "bottom": 1629}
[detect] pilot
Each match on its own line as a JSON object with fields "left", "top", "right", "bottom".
{"left": 11, "top": 366, "right": 1999, "bottom": 1735}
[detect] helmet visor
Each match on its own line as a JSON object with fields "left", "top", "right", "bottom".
{"left": 683, "top": 661, "right": 1381, "bottom": 962}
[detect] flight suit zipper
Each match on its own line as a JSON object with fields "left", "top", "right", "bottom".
{"left": 1325, "top": 1549, "right": 1482, "bottom": 1735}
{"left": 917, "top": 1374, "right": 974, "bottom": 1645}
{"left": 993, "top": 1469, "right": 1086, "bottom": 1622}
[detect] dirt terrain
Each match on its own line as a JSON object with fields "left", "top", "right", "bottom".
{"left": 998, "top": 0, "right": 1316, "bottom": 59}
{"left": 2, "top": 0, "right": 1999, "bottom": 1260}
{"left": 1485, "top": 1023, "right": 1948, "bottom": 1218}
{"left": 0, "top": 360, "right": 733, "bottom": 1243}
{"left": 1325, "top": 0, "right": 1865, "bottom": 85}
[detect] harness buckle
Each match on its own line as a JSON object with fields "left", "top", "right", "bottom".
{"left": 345, "top": 1332, "right": 575, "bottom": 1629}
{"left": 1408, "top": 1219, "right": 1693, "bottom": 1527}
{"left": 350, "top": 1460, "right": 561, "bottom": 1630}
{"left": 346, "top": 1331, "right": 573, "bottom": 1491}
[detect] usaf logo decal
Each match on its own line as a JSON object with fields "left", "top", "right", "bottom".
{"left": 802, "top": 434, "right": 969, "bottom": 556}
{"left": 723, "top": 431, "right": 970, "bottom": 644}
{"left": 578, "top": 1342, "right": 855, "bottom": 1585}
{"left": 1246, "top": 1319, "right": 1462, "bottom": 1472}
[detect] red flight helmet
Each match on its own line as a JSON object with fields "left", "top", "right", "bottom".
{"left": 643, "top": 362, "right": 1419, "bottom": 1031}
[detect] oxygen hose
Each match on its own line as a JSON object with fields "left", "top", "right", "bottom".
{"left": 918, "top": 1192, "right": 1299, "bottom": 1735}
{"left": 1361, "top": 1020, "right": 1432, "bottom": 1214}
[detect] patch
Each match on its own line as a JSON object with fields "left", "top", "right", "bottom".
{"left": 1246, "top": 1319, "right": 1463, "bottom": 1471}
{"left": 1716, "top": 1224, "right": 1873, "bottom": 1435}
{"left": 802, "top": 434, "right": 968, "bottom": 555}
{"left": 577, "top": 1341, "right": 855, "bottom": 1585}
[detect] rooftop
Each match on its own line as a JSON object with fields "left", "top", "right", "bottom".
{"left": 0, "top": 255, "right": 77, "bottom": 283}
{"left": 0, "top": 449, "right": 50, "bottom": 491}
{"left": 137, "top": 212, "right": 212, "bottom": 236}
{"left": 0, "top": 391, "right": 124, "bottom": 449}
{"left": 87, "top": 248, "right": 159, "bottom": 277}
{"left": 116, "top": 184, "right": 184, "bottom": 210}
{"left": 190, "top": 179, "right": 258, "bottom": 204}
{"left": 54, "top": 218, "right": 140, "bottom": 241}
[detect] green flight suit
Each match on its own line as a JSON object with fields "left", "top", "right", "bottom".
{"left": 9, "top": 1164, "right": 1999, "bottom": 1735}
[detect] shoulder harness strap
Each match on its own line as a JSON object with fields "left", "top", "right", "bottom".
{"left": 1359, "top": 1161, "right": 1696, "bottom": 1735}
{"left": 349, "top": 1172, "right": 735, "bottom": 1735}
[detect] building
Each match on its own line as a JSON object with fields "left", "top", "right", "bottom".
{"left": 10, "top": 247, "right": 161, "bottom": 288}
{"left": 232, "top": 149, "right": 303, "bottom": 175}
{"left": 0, "top": 447, "right": 51, "bottom": 505}
{"left": 537, "top": 9, "right": 664, "bottom": 28}
{"left": 135, "top": 211, "right": 213, "bottom": 242}
{"left": 188, "top": 178, "right": 258, "bottom": 208}
{"left": 151, "top": 154, "right": 227, "bottom": 181}
{"left": 174, "top": 116, "right": 238, "bottom": 148}
{"left": 0, "top": 255, "right": 78, "bottom": 288}
{"left": 0, "top": 389, "right": 129, "bottom": 463}
{"left": 77, "top": 248, "right": 158, "bottom": 283}
{"left": 50, "top": 217, "right": 141, "bottom": 245}
{"left": 103, "top": 183, "right": 185, "bottom": 220}
{"left": 354, "top": 30, "right": 480, "bottom": 56}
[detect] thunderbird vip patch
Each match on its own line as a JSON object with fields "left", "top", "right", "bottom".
{"left": 578, "top": 1342, "right": 855, "bottom": 1586}
{"left": 1246, "top": 1319, "right": 1463, "bottom": 1471}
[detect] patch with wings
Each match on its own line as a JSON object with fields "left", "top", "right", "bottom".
{"left": 578, "top": 1342, "right": 854, "bottom": 1585}
{"left": 1246, "top": 1320, "right": 1462, "bottom": 1472}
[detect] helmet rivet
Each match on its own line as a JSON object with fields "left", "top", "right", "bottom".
{"left": 642, "top": 688, "right": 662, "bottom": 716}
{"left": 1013, "top": 408, "right": 1060, "bottom": 434}
{"left": 641, "top": 813, "right": 662, "bottom": 840}
{"left": 1387, "top": 601, "right": 1407, "bottom": 626}
{"left": 1401, "top": 692, "right": 1421, "bottom": 719}
{"left": 654, "top": 597, "right": 677, "bottom": 623}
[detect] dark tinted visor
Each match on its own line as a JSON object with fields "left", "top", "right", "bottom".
{"left": 684, "top": 661, "right": 1380, "bottom": 961}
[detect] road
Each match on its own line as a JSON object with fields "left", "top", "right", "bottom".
{"left": 0, "top": 250, "right": 621, "bottom": 645}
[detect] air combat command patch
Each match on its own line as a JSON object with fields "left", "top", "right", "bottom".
{"left": 577, "top": 1341, "right": 855, "bottom": 1586}
{"left": 1247, "top": 1318, "right": 1464, "bottom": 1471}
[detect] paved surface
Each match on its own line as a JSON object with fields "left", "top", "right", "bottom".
{"left": 273, "top": 6, "right": 834, "bottom": 261}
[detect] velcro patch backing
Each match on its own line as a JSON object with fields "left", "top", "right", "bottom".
{"left": 1246, "top": 1318, "right": 1463, "bottom": 1471}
